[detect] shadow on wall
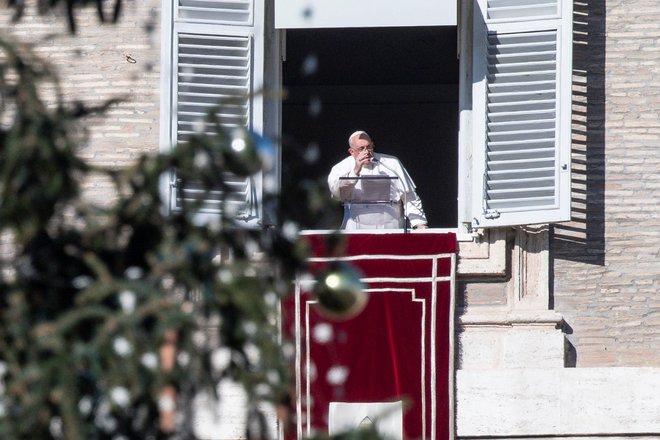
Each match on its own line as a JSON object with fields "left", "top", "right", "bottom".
{"left": 562, "top": 321, "right": 577, "bottom": 367}
{"left": 552, "top": 0, "right": 606, "bottom": 266}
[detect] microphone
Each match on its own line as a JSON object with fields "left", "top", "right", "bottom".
{"left": 370, "top": 157, "right": 379, "bottom": 163}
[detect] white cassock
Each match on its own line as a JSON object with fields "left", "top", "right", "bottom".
{"left": 327, "top": 153, "right": 427, "bottom": 230}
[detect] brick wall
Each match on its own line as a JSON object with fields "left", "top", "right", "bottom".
{"left": 0, "top": 1, "right": 161, "bottom": 206}
{"left": 552, "top": 0, "right": 660, "bottom": 366}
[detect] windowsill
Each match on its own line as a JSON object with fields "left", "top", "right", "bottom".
{"left": 301, "top": 227, "right": 472, "bottom": 240}
{"left": 300, "top": 228, "right": 507, "bottom": 276}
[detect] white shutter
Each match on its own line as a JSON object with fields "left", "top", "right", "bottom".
{"left": 161, "top": 0, "right": 266, "bottom": 225}
{"left": 471, "top": 0, "right": 572, "bottom": 228}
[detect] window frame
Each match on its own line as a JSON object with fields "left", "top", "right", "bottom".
{"left": 160, "top": 0, "right": 573, "bottom": 235}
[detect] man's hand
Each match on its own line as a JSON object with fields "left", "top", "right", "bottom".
{"left": 353, "top": 150, "right": 373, "bottom": 175}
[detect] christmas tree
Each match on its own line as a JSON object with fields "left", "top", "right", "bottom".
{"left": 0, "top": 1, "right": 380, "bottom": 439}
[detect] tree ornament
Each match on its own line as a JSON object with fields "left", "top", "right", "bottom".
{"left": 223, "top": 128, "right": 263, "bottom": 177}
{"left": 252, "top": 131, "right": 276, "bottom": 171}
{"left": 313, "top": 262, "right": 367, "bottom": 319}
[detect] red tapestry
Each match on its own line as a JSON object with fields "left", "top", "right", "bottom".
{"left": 283, "top": 232, "right": 456, "bottom": 440}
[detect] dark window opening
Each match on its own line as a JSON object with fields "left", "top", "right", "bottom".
{"left": 282, "top": 26, "right": 459, "bottom": 228}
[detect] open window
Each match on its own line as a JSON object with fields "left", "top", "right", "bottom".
{"left": 281, "top": 26, "right": 459, "bottom": 228}
{"left": 160, "top": 0, "right": 573, "bottom": 231}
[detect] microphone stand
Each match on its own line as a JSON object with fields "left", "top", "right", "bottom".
{"left": 372, "top": 158, "right": 409, "bottom": 233}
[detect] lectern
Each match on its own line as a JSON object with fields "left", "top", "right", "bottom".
{"left": 338, "top": 175, "right": 407, "bottom": 230}
{"left": 284, "top": 231, "right": 456, "bottom": 440}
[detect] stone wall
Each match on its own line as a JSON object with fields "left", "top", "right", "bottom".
{"left": 552, "top": 0, "right": 660, "bottom": 367}
{"left": 0, "top": 2, "right": 161, "bottom": 206}
{"left": 456, "top": 0, "right": 660, "bottom": 436}
{"left": 456, "top": 367, "right": 660, "bottom": 438}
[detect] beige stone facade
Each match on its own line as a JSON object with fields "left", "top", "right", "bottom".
{"left": 458, "top": 0, "right": 660, "bottom": 371}
{"left": 456, "top": 1, "right": 660, "bottom": 438}
{"left": 1, "top": 2, "right": 161, "bottom": 206}
{"left": 553, "top": 0, "right": 660, "bottom": 367}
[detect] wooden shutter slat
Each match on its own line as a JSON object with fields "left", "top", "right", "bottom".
{"left": 488, "top": 186, "right": 555, "bottom": 197}
{"left": 487, "top": 109, "right": 556, "bottom": 123}
{"left": 177, "top": 0, "right": 252, "bottom": 25}
{"left": 487, "top": 167, "right": 555, "bottom": 178}
{"left": 486, "top": 196, "right": 556, "bottom": 210}
{"left": 488, "top": 176, "right": 555, "bottom": 187}
{"left": 488, "top": 119, "right": 555, "bottom": 130}
{"left": 488, "top": 147, "right": 555, "bottom": 157}
{"left": 486, "top": 0, "right": 558, "bottom": 20}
